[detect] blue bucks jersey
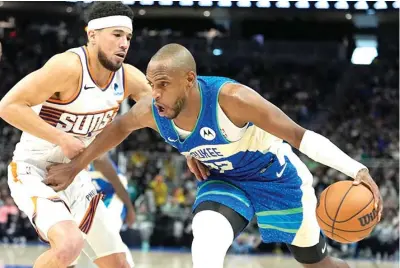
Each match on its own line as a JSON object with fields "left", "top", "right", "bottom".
{"left": 152, "top": 76, "right": 282, "bottom": 180}
{"left": 88, "top": 159, "right": 127, "bottom": 220}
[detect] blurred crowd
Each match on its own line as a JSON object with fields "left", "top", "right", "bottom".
{"left": 0, "top": 19, "right": 398, "bottom": 262}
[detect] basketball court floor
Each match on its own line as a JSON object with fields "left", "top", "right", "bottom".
{"left": 0, "top": 243, "right": 397, "bottom": 268}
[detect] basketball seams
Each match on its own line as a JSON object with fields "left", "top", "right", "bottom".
{"left": 330, "top": 184, "right": 354, "bottom": 240}
{"left": 334, "top": 196, "right": 374, "bottom": 223}
{"left": 316, "top": 212, "right": 376, "bottom": 232}
{"left": 321, "top": 228, "right": 353, "bottom": 243}
{"left": 323, "top": 186, "right": 335, "bottom": 222}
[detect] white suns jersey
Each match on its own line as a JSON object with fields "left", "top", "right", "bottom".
{"left": 12, "top": 46, "right": 126, "bottom": 168}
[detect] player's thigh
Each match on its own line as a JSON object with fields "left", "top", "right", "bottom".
{"left": 82, "top": 200, "right": 130, "bottom": 265}
{"left": 248, "top": 145, "right": 320, "bottom": 248}
{"left": 7, "top": 161, "right": 74, "bottom": 241}
{"left": 194, "top": 177, "right": 255, "bottom": 230}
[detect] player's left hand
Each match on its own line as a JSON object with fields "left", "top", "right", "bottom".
{"left": 353, "top": 168, "right": 383, "bottom": 222}
{"left": 44, "top": 163, "right": 77, "bottom": 192}
{"left": 186, "top": 155, "right": 210, "bottom": 181}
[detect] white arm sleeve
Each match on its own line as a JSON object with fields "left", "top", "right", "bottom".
{"left": 299, "top": 130, "right": 367, "bottom": 179}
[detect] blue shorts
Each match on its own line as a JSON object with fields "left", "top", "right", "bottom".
{"left": 193, "top": 143, "right": 321, "bottom": 247}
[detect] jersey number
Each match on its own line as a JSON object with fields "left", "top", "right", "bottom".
{"left": 204, "top": 160, "right": 233, "bottom": 173}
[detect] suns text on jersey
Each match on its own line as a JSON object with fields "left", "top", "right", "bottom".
{"left": 56, "top": 107, "right": 119, "bottom": 136}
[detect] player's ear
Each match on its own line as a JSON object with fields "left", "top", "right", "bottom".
{"left": 186, "top": 71, "right": 196, "bottom": 89}
{"left": 87, "top": 29, "right": 97, "bottom": 46}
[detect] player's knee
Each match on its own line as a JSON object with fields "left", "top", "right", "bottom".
{"left": 192, "top": 210, "right": 234, "bottom": 255}
{"left": 288, "top": 233, "right": 328, "bottom": 266}
{"left": 48, "top": 221, "right": 84, "bottom": 265}
{"left": 113, "top": 253, "right": 130, "bottom": 268}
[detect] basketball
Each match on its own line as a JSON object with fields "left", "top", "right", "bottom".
{"left": 316, "top": 180, "right": 378, "bottom": 244}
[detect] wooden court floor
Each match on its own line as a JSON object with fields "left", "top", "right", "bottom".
{"left": 0, "top": 244, "right": 397, "bottom": 268}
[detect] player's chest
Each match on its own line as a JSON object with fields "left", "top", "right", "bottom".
{"left": 43, "top": 91, "right": 122, "bottom": 136}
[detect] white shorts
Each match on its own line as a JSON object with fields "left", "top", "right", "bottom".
{"left": 7, "top": 161, "right": 127, "bottom": 262}
{"left": 71, "top": 182, "right": 135, "bottom": 267}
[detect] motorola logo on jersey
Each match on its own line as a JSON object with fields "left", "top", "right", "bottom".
{"left": 56, "top": 108, "right": 119, "bottom": 135}
{"left": 200, "top": 127, "right": 216, "bottom": 141}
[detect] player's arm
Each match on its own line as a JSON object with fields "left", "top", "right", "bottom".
{"left": 219, "top": 83, "right": 382, "bottom": 217}
{"left": 44, "top": 95, "right": 157, "bottom": 191}
{"left": 92, "top": 154, "right": 136, "bottom": 225}
{"left": 0, "top": 52, "right": 80, "bottom": 146}
{"left": 123, "top": 63, "right": 152, "bottom": 102}
{"left": 74, "top": 95, "right": 156, "bottom": 171}
{"left": 219, "top": 83, "right": 367, "bottom": 179}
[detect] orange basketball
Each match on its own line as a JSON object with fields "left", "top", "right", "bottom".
{"left": 316, "top": 180, "right": 378, "bottom": 243}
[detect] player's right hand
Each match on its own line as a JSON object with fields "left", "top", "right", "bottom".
{"left": 44, "top": 162, "right": 76, "bottom": 192}
{"left": 59, "top": 134, "right": 86, "bottom": 160}
{"left": 186, "top": 155, "right": 210, "bottom": 181}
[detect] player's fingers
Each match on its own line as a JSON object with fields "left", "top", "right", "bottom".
{"left": 46, "top": 164, "right": 57, "bottom": 172}
{"left": 195, "top": 161, "right": 208, "bottom": 180}
{"left": 352, "top": 178, "right": 361, "bottom": 185}
{"left": 378, "top": 196, "right": 383, "bottom": 220}
{"left": 372, "top": 188, "right": 380, "bottom": 210}
{"left": 187, "top": 157, "right": 202, "bottom": 181}
{"left": 53, "top": 183, "right": 66, "bottom": 192}
{"left": 189, "top": 164, "right": 201, "bottom": 181}
{"left": 186, "top": 159, "right": 195, "bottom": 174}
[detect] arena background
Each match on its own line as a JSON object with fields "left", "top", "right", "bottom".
{"left": 0, "top": 1, "right": 398, "bottom": 267}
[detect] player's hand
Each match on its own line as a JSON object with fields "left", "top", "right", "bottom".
{"left": 43, "top": 162, "right": 77, "bottom": 192}
{"left": 186, "top": 155, "right": 210, "bottom": 181}
{"left": 353, "top": 168, "right": 383, "bottom": 222}
{"left": 125, "top": 206, "right": 136, "bottom": 227}
{"left": 59, "top": 134, "right": 85, "bottom": 160}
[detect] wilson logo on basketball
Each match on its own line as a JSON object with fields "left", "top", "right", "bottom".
{"left": 56, "top": 109, "right": 118, "bottom": 135}
{"left": 357, "top": 208, "right": 378, "bottom": 227}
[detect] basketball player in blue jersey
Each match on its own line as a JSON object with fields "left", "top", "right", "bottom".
{"left": 45, "top": 43, "right": 383, "bottom": 268}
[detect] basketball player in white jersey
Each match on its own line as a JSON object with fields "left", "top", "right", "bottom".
{"left": 0, "top": 2, "right": 149, "bottom": 268}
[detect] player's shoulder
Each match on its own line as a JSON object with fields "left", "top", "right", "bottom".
{"left": 123, "top": 63, "right": 146, "bottom": 82}
{"left": 198, "top": 75, "right": 238, "bottom": 87}
{"left": 43, "top": 51, "right": 81, "bottom": 77}
{"left": 218, "top": 80, "right": 251, "bottom": 110}
{"left": 122, "top": 63, "right": 151, "bottom": 101}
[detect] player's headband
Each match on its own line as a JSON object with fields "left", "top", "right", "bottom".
{"left": 87, "top": 15, "right": 132, "bottom": 31}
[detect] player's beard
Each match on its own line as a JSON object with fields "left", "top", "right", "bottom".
{"left": 98, "top": 48, "right": 122, "bottom": 72}
{"left": 168, "top": 97, "right": 186, "bottom": 119}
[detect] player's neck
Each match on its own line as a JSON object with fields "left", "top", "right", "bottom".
{"left": 173, "top": 84, "right": 201, "bottom": 131}
{"left": 86, "top": 46, "right": 114, "bottom": 86}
